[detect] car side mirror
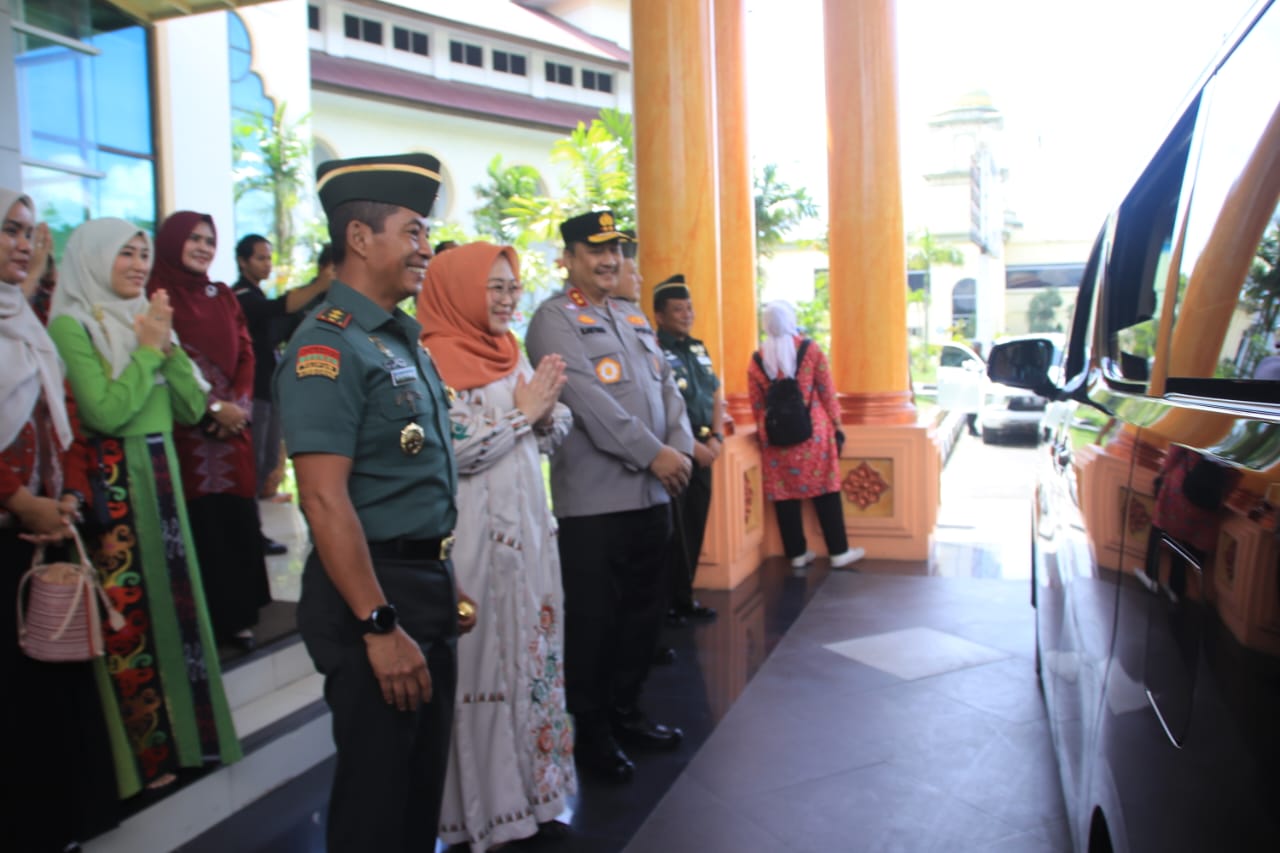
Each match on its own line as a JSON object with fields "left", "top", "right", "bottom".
{"left": 987, "top": 338, "right": 1059, "bottom": 399}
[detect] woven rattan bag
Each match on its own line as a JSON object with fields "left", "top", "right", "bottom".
{"left": 16, "top": 526, "right": 125, "bottom": 662}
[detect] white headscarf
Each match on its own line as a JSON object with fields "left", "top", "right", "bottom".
{"left": 0, "top": 189, "right": 72, "bottom": 451}
{"left": 49, "top": 218, "right": 210, "bottom": 392}
{"left": 760, "top": 300, "right": 800, "bottom": 379}
{"left": 50, "top": 218, "right": 156, "bottom": 379}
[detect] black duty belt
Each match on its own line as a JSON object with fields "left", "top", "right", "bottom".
{"left": 367, "top": 535, "right": 455, "bottom": 561}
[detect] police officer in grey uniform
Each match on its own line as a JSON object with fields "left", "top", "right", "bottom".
{"left": 654, "top": 274, "right": 722, "bottom": 625}
{"left": 525, "top": 210, "right": 694, "bottom": 783}
{"left": 274, "top": 153, "right": 476, "bottom": 853}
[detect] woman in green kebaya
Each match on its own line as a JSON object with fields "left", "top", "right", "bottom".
{"left": 47, "top": 217, "right": 241, "bottom": 798}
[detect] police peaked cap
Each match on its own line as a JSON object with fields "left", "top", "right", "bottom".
{"left": 316, "top": 153, "right": 442, "bottom": 218}
{"left": 560, "top": 210, "right": 631, "bottom": 245}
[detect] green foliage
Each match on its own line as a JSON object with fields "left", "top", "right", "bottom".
{"left": 472, "top": 156, "right": 544, "bottom": 244}
{"left": 795, "top": 268, "right": 830, "bottom": 351}
{"left": 1237, "top": 220, "right": 1280, "bottom": 376}
{"left": 504, "top": 107, "right": 636, "bottom": 245}
{"left": 905, "top": 229, "right": 963, "bottom": 365}
{"left": 232, "top": 101, "right": 315, "bottom": 284}
{"left": 753, "top": 163, "right": 818, "bottom": 283}
{"left": 1028, "top": 289, "right": 1064, "bottom": 332}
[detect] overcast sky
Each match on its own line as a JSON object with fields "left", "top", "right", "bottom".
{"left": 744, "top": 0, "right": 1261, "bottom": 242}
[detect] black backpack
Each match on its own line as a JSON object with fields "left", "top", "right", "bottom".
{"left": 753, "top": 339, "right": 814, "bottom": 447}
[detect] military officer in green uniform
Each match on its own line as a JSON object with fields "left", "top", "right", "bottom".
{"left": 526, "top": 210, "right": 693, "bottom": 784}
{"left": 274, "top": 153, "right": 476, "bottom": 853}
{"left": 653, "top": 274, "right": 722, "bottom": 625}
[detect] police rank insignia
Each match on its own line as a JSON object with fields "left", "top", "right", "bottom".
{"left": 317, "top": 307, "right": 352, "bottom": 329}
{"left": 296, "top": 345, "right": 340, "bottom": 380}
{"left": 568, "top": 288, "right": 588, "bottom": 308}
{"left": 400, "top": 422, "right": 425, "bottom": 455}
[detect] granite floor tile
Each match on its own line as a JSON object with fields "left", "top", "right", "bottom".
{"left": 737, "top": 760, "right": 1022, "bottom": 853}
{"left": 915, "top": 656, "right": 1046, "bottom": 724}
{"left": 620, "top": 773, "right": 793, "bottom": 853}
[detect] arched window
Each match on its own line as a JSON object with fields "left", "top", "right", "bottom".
{"left": 229, "top": 13, "right": 276, "bottom": 240}
{"left": 952, "top": 278, "right": 977, "bottom": 337}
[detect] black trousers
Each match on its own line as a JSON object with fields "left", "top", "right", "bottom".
{"left": 298, "top": 550, "right": 457, "bottom": 853}
{"left": 667, "top": 464, "right": 712, "bottom": 610}
{"left": 558, "top": 503, "right": 671, "bottom": 725}
{"left": 774, "top": 491, "right": 848, "bottom": 559}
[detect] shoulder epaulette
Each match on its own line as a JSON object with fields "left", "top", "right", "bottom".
{"left": 317, "top": 306, "right": 352, "bottom": 329}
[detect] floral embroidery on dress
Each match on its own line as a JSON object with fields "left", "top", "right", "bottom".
{"left": 526, "top": 596, "right": 575, "bottom": 800}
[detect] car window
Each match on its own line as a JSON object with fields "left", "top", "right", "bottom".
{"left": 1104, "top": 101, "right": 1199, "bottom": 387}
{"left": 1165, "top": 4, "right": 1280, "bottom": 399}
{"left": 940, "top": 347, "right": 975, "bottom": 368}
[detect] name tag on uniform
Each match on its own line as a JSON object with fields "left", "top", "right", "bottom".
{"left": 697, "top": 355, "right": 714, "bottom": 368}
{"left": 391, "top": 365, "right": 417, "bottom": 386}
{"left": 634, "top": 326, "right": 654, "bottom": 336}
{"left": 579, "top": 326, "right": 606, "bottom": 335}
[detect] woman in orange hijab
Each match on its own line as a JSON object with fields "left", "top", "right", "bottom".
{"left": 419, "top": 242, "right": 576, "bottom": 850}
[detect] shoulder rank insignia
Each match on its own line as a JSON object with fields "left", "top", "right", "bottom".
{"left": 296, "top": 344, "right": 340, "bottom": 380}
{"left": 317, "top": 307, "right": 352, "bottom": 329}
{"left": 568, "top": 288, "right": 588, "bottom": 308}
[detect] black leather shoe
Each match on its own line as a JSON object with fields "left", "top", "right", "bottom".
{"left": 575, "top": 731, "right": 635, "bottom": 782}
{"left": 675, "top": 601, "right": 717, "bottom": 621}
{"left": 613, "top": 709, "right": 683, "bottom": 750}
{"left": 652, "top": 646, "right": 677, "bottom": 666}
{"left": 664, "top": 608, "right": 689, "bottom": 628}
{"left": 262, "top": 536, "right": 288, "bottom": 556}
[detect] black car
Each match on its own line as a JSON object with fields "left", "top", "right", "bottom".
{"left": 988, "top": 2, "right": 1280, "bottom": 850}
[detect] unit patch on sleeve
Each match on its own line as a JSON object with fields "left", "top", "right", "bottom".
{"left": 317, "top": 307, "right": 353, "bottom": 329}
{"left": 296, "top": 344, "right": 341, "bottom": 380}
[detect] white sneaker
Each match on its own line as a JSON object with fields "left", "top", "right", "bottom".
{"left": 789, "top": 550, "right": 816, "bottom": 569}
{"left": 830, "top": 547, "right": 866, "bottom": 569}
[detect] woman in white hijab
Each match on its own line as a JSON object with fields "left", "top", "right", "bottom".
{"left": 48, "top": 218, "right": 242, "bottom": 799}
{"left": 0, "top": 190, "right": 123, "bottom": 850}
{"left": 748, "top": 300, "right": 865, "bottom": 569}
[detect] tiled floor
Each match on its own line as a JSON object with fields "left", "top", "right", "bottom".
{"left": 182, "top": 432, "right": 1071, "bottom": 853}
{"left": 624, "top": 571, "right": 1069, "bottom": 853}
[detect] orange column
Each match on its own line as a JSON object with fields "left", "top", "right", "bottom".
{"left": 713, "top": 0, "right": 756, "bottom": 413}
{"left": 823, "top": 0, "right": 914, "bottom": 424}
{"left": 631, "top": 0, "right": 722, "bottom": 368}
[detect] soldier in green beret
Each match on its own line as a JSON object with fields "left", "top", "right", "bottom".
{"left": 654, "top": 275, "right": 722, "bottom": 625}
{"left": 274, "top": 153, "right": 476, "bottom": 853}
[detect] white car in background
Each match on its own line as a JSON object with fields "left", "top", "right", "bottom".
{"left": 935, "top": 342, "right": 985, "bottom": 416}
{"left": 980, "top": 333, "right": 1065, "bottom": 444}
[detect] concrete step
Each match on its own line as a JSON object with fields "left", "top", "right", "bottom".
{"left": 84, "top": 636, "right": 334, "bottom": 853}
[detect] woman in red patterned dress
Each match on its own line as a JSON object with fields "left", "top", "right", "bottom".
{"left": 147, "top": 212, "right": 270, "bottom": 648}
{"left": 0, "top": 187, "right": 120, "bottom": 851}
{"left": 748, "top": 300, "right": 865, "bottom": 569}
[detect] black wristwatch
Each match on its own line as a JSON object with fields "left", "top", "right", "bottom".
{"left": 362, "top": 604, "right": 398, "bottom": 635}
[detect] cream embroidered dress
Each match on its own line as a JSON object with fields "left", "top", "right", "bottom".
{"left": 437, "top": 354, "right": 577, "bottom": 851}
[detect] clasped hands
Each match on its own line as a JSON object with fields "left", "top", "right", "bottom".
{"left": 514, "top": 354, "right": 567, "bottom": 427}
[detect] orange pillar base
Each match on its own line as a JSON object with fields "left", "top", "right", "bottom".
{"left": 692, "top": 418, "right": 944, "bottom": 590}
{"left": 692, "top": 426, "right": 768, "bottom": 591}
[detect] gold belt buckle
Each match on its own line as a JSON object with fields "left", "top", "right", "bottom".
{"left": 439, "top": 534, "right": 455, "bottom": 560}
